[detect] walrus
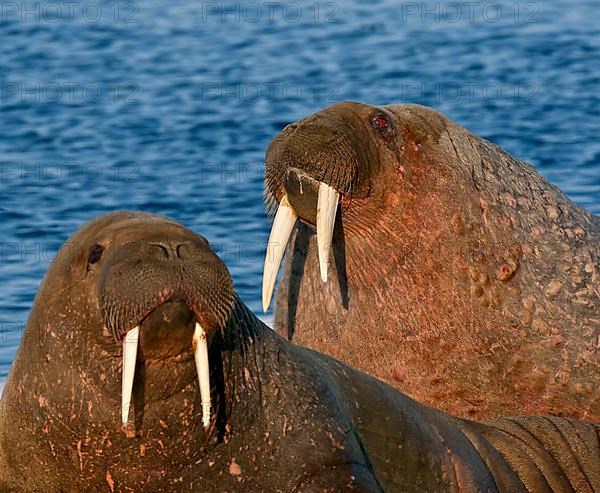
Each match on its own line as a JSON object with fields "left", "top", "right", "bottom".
{"left": 2, "top": 212, "right": 599, "bottom": 491}
{"left": 262, "top": 102, "right": 600, "bottom": 421}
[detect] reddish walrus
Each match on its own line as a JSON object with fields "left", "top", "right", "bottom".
{"left": 262, "top": 102, "right": 599, "bottom": 421}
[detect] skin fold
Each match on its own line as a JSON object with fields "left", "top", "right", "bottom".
{"left": 0, "top": 212, "right": 598, "bottom": 492}
{"left": 264, "top": 102, "right": 600, "bottom": 421}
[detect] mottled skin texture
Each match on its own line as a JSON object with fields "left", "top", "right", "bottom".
{"left": 265, "top": 102, "right": 600, "bottom": 421}
{"left": 1, "top": 213, "right": 598, "bottom": 492}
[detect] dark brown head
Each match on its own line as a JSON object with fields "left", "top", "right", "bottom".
{"left": 1, "top": 213, "right": 238, "bottom": 463}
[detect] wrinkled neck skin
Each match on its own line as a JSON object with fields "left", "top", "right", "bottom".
{"left": 0, "top": 295, "right": 272, "bottom": 491}
{"left": 275, "top": 117, "right": 600, "bottom": 421}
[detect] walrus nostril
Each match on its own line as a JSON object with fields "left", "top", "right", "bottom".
{"left": 175, "top": 241, "right": 194, "bottom": 259}
{"left": 148, "top": 242, "right": 172, "bottom": 259}
{"left": 148, "top": 241, "right": 191, "bottom": 260}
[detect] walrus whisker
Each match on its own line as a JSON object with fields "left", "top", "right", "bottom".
{"left": 121, "top": 325, "right": 139, "bottom": 427}
{"left": 262, "top": 194, "right": 297, "bottom": 312}
{"left": 193, "top": 322, "right": 211, "bottom": 430}
{"left": 316, "top": 181, "right": 340, "bottom": 283}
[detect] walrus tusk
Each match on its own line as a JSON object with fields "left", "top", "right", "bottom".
{"left": 193, "top": 322, "right": 211, "bottom": 429}
{"left": 262, "top": 194, "right": 297, "bottom": 312}
{"left": 121, "top": 326, "right": 139, "bottom": 427}
{"left": 316, "top": 182, "right": 339, "bottom": 283}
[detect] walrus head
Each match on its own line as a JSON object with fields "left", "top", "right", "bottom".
{"left": 83, "top": 213, "right": 234, "bottom": 428}
{"left": 52, "top": 213, "right": 234, "bottom": 427}
{"left": 262, "top": 101, "right": 450, "bottom": 310}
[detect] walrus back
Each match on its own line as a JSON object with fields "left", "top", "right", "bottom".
{"left": 305, "top": 347, "right": 600, "bottom": 492}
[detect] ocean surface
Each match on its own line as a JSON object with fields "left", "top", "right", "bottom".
{"left": 0, "top": 0, "right": 598, "bottom": 383}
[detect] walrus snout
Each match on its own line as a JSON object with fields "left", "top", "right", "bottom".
{"left": 265, "top": 103, "right": 379, "bottom": 203}
{"left": 99, "top": 235, "right": 233, "bottom": 341}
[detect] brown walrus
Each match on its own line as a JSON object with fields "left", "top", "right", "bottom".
{"left": 1, "top": 211, "right": 599, "bottom": 492}
{"left": 262, "top": 102, "right": 600, "bottom": 421}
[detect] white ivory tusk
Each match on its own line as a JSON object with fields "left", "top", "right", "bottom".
{"left": 316, "top": 182, "right": 340, "bottom": 283}
{"left": 121, "top": 326, "right": 140, "bottom": 428}
{"left": 262, "top": 194, "right": 297, "bottom": 312}
{"left": 193, "top": 322, "right": 211, "bottom": 430}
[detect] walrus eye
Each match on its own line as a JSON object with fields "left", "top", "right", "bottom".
{"left": 370, "top": 115, "right": 389, "bottom": 130}
{"left": 87, "top": 244, "right": 104, "bottom": 269}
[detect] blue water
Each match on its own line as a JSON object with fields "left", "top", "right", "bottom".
{"left": 0, "top": 0, "right": 598, "bottom": 382}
